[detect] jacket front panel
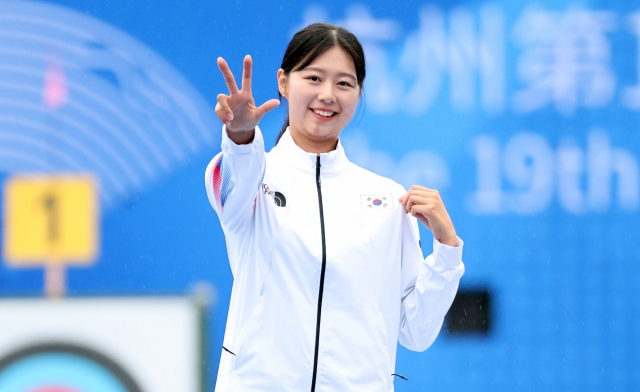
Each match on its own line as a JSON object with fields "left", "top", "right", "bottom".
{"left": 206, "top": 127, "right": 465, "bottom": 392}
{"left": 314, "top": 166, "right": 404, "bottom": 392}
{"left": 230, "top": 162, "right": 320, "bottom": 391}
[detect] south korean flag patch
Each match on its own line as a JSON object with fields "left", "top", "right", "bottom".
{"left": 361, "top": 194, "right": 394, "bottom": 210}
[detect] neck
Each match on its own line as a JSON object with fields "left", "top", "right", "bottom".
{"left": 289, "top": 127, "right": 339, "bottom": 154}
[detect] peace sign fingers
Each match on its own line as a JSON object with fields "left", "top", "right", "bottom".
{"left": 217, "top": 55, "right": 254, "bottom": 94}
{"left": 217, "top": 57, "right": 239, "bottom": 95}
{"left": 214, "top": 55, "right": 279, "bottom": 137}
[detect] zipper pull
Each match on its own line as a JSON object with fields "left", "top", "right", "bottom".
{"left": 316, "top": 155, "right": 321, "bottom": 188}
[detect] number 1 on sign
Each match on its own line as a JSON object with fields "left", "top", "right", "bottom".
{"left": 43, "top": 192, "right": 60, "bottom": 244}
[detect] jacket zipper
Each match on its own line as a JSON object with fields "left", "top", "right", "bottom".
{"left": 311, "top": 154, "right": 327, "bottom": 392}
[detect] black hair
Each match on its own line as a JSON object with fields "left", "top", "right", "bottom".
{"left": 275, "top": 23, "right": 366, "bottom": 144}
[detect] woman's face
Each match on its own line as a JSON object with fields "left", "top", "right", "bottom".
{"left": 278, "top": 45, "right": 360, "bottom": 153}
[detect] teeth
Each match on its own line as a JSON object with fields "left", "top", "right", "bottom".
{"left": 313, "top": 109, "right": 334, "bottom": 117}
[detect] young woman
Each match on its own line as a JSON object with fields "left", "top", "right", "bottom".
{"left": 205, "top": 23, "right": 464, "bottom": 392}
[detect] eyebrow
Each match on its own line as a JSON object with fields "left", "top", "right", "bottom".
{"left": 301, "top": 66, "right": 357, "bottom": 82}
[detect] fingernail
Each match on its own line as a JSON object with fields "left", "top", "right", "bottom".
{"left": 227, "top": 113, "right": 233, "bottom": 121}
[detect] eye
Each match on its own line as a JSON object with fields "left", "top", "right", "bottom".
{"left": 338, "top": 81, "right": 354, "bottom": 87}
{"left": 306, "top": 76, "right": 321, "bottom": 82}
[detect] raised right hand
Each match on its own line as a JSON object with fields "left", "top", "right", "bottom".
{"left": 215, "top": 55, "right": 280, "bottom": 141}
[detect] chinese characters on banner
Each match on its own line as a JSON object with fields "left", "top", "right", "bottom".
{"left": 299, "top": 4, "right": 640, "bottom": 215}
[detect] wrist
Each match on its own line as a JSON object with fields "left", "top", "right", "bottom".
{"left": 226, "top": 126, "right": 255, "bottom": 145}
{"left": 438, "top": 233, "right": 458, "bottom": 247}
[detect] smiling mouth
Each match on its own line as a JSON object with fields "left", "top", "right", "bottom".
{"left": 311, "top": 109, "right": 337, "bottom": 117}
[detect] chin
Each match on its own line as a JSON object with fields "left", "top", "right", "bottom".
{"left": 306, "top": 126, "right": 341, "bottom": 141}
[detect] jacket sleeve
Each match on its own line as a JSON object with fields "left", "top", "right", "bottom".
{"left": 204, "top": 125, "right": 266, "bottom": 234}
{"left": 398, "top": 212, "right": 465, "bottom": 352}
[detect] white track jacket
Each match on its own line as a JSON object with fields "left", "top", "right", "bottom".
{"left": 205, "top": 126, "right": 465, "bottom": 392}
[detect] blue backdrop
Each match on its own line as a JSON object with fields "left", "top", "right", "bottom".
{"left": 0, "top": 0, "right": 638, "bottom": 390}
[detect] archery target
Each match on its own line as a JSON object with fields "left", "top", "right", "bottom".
{"left": 0, "top": 297, "right": 202, "bottom": 392}
{"left": 0, "top": 343, "right": 141, "bottom": 392}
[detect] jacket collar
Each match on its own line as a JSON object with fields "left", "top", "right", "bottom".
{"left": 271, "top": 127, "right": 350, "bottom": 174}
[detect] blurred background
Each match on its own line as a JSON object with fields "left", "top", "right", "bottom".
{"left": 0, "top": 0, "right": 638, "bottom": 390}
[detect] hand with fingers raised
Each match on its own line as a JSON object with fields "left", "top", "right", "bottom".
{"left": 399, "top": 185, "right": 458, "bottom": 247}
{"left": 215, "top": 55, "right": 280, "bottom": 145}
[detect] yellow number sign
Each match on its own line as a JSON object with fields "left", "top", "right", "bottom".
{"left": 3, "top": 175, "right": 99, "bottom": 266}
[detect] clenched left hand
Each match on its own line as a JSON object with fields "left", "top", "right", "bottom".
{"left": 399, "top": 185, "right": 458, "bottom": 247}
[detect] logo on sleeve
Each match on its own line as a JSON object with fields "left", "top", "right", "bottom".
{"left": 263, "top": 183, "right": 286, "bottom": 207}
{"left": 361, "top": 194, "right": 394, "bottom": 209}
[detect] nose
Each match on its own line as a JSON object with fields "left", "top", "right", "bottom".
{"left": 317, "top": 83, "right": 336, "bottom": 104}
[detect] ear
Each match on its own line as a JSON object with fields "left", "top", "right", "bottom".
{"left": 277, "top": 68, "right": 288, "bottom": 98}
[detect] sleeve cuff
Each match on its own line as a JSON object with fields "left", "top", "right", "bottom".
{"left": 221, "top": 125, "right": 264, "bottom": 155}
{"left": 430, "top": 236, "right": 464, "bottom": 270}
